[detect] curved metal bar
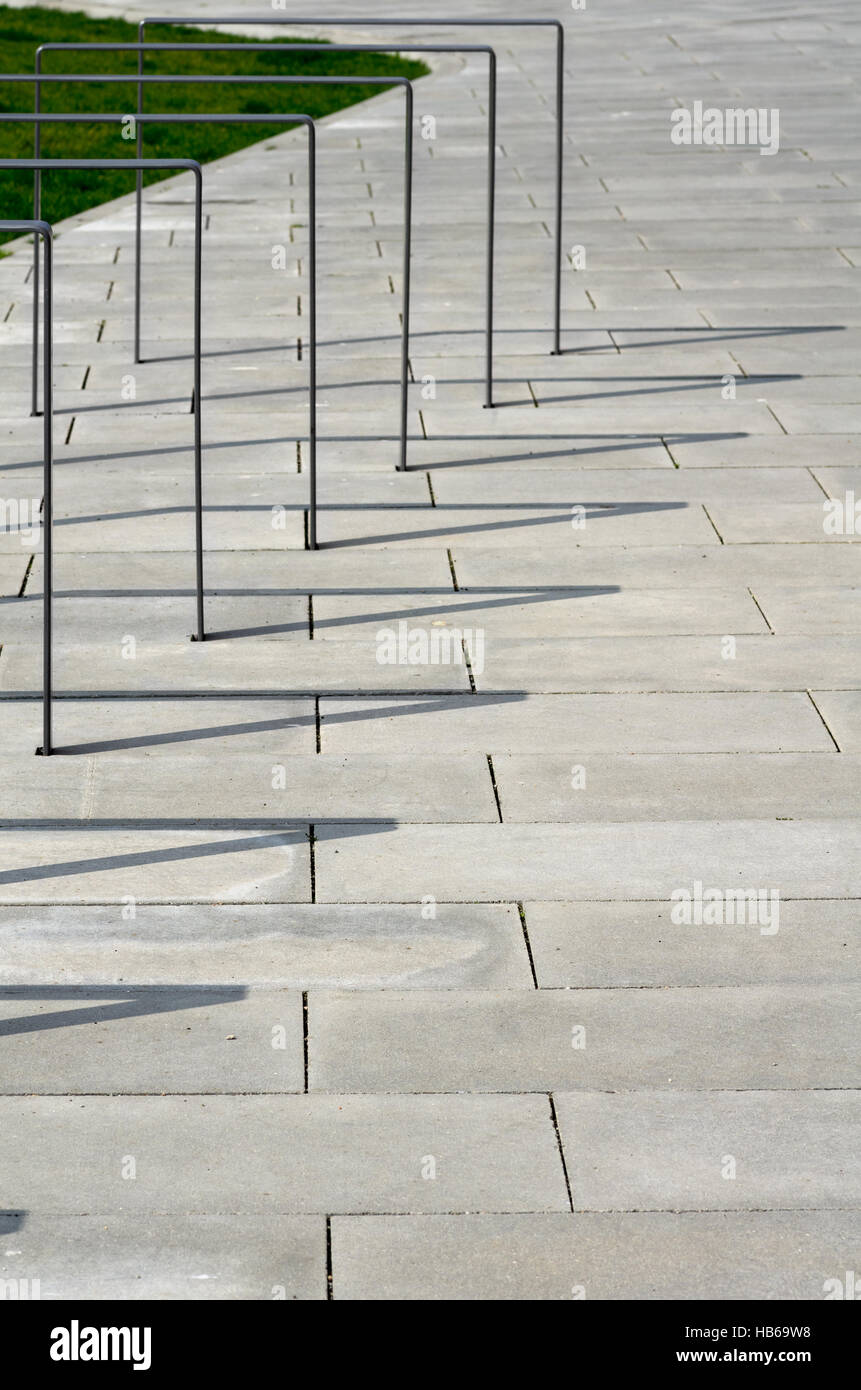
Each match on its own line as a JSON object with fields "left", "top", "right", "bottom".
{"left": 141, "top": 15, "right": 563, "bottom": 353}
{"left": 0, "top": 157, "right": 205, "bottom": 654}
{"left": 29, "top": 50, "right": 420, "bottom": 466}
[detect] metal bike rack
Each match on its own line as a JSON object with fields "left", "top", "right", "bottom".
{"left": 31, "top": 49, "right": 416, "bottom": 469}
{"left": 0, "top": 156, "right": 203, "bottom": 752}
{"left": 0, "top": 99, "right": 322, "bottom": 544}
{"left": 35, "top": 39, "right": 498, "bottom": 439}
{"left": 142, "top": 14, "right": 564, "bottom": 354}
{"left": 0, "top": 216, "right": 53, "bottom": 756}
{"left": 126, "top": 36, "right": 498, "bottom": 409}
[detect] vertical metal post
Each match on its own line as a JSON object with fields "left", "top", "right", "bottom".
{"left": 135, "top": 47, "right": 144, "bottom": 363}
{"left": 552, "top": 21, "right": 563, "bottom": 355}
{"left": 307, "top": 120, "right": 317, "bottom": 550}
{"left": 31, "top": 57, "right": 41, "bottom": 416}
{"left": 485, "top": 51, "right": 496, "bottom": 408}
{"left": 41, "top": 227, "right": 53, "bottom": 755}
{"left": 192, "top": 166, "right": 204, "bottom": 640}
{"left": 397, "top": 82, "right": 413, "bottom": 470}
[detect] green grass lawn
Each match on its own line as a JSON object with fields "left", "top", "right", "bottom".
{"left": 0, "top": 5, "right": 427, "bottom": 243}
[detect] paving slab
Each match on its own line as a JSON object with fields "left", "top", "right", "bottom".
{"left": 525, "top": 898, "right": 859, "bottom": 988}
{"left": 313, "top": 820, "right": 859, "bottom": 902}
{"left": 86, "top": 754, "right": 498, "bottom": 824}
{"left": 708, "top": 502, "right": 861, "bottom": 544}
{"left": 472, "top": 635, "right": 861, "bottom": 693}
{"left": 313, "top": 504, "right": 719, "bottom": 548}
{"left": 754, "top": 587, "right": 860, "bottom": 634}
{"left": 310, "top": 587, "right": 767, "bottom": 639}
{"left": 0, "top": 1212, "right": 326, "bottom": 1301}
{"left": 0, "top": 640, "right": 473, "bottom": 695}
{"left": 318, "top": 692, "right": 834, "bottom": 754}
{"left": 0, "top": 828, "right": 311, "bottom": 904}
{"left": 0, "top": 699, "right": 316, "bottom": 757}
{"left": 553, "top": 1091, "right": 861, "bottom": 1210}
{"left": 0, "top": 0, "right": 858, "bottom": 1301}
{"left": 0, "top": 903, "right": 533, "bottom": 990}
{"left": 0, "top": 1094, "right": 570, "bottom": 1214}
{"left": 330, "top": 1210, "right": 861, "bottom": 1300}
{"left": 811, "top": 690, "right": 861, "bottom": 750}
{"left": 493, "top": 752, "right": 859, "bottom": 822}
{"left": 308, "top": 986, "right": 859, "bottom": 1093}
{"left": 26, "top": 547, "right": 455, "bottom": 593}
{"left": 0, "top": 986, "right": 303, "bottom": 1095}
{"left": 431, "top": 467, "right": 824, "bottom": 505}
{"left": 452, "top": 542, "right": 861, "bottom": 589}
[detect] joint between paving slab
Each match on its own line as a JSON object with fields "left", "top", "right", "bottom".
{"left": 548, "top": 1094, "right": 574, "bottom": 1212}
{"left": 806, "top": 691, "right": 841, "bottom": 752}
{"left": 517, "top": 901, "right": 539, "bottom": 989}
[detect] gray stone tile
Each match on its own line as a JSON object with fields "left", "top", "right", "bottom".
{"left": 319, "top": 693, "right": 834, "bottom": 754}
{"left": 554, "top": 1091, "right": 861, "bottom": 1210}
{"left": 473, "top": 636, "right": 860, "bottom": 692}
{"left": 0, "top": 903, "right": 533, "bottom": 989}
{"left": 0, "top": 640, "right": 473, "bottom": 695}
{"left": 27, "top": 547, "right": 455, "bottom": 593}
{"left": 0, "top": 558, "right": 29, "bottom": 596}
{"left": 309, "top": 986, "right": 858, "bottom": 1092}
{"left": 0, "top": 1213, "right": 326, "bottom": 1300}
{"left": 524, "top": 899, "right": 861, "bottom": 988}
{"left": 431, "top": 467, "right": 823, "bottom": 505}
{"left": 314, "top": 504, "right": 718, "bottom": 548}
{"left": 331, "top": 1210, "right": 860, "bottom": 1300}
{"left": 313, "top": 820, "right": 859, "bottom": 902}
{"left": 707, "top": 502, "right": 860, "bottom": 543}
{"left": 0, "top": 828, "right": 310, "bottom": 904}
{"left": 493, "top": 753, "right": 860, "bottom": 821}
{"left": 811, "top": 690, "right": 861, "bottom": 750}
{"left": 0, "top": 699, "right": 316, "bottom": 757}
{"left": 0, "top": 1094, "right": 570, "bottom": 1213}
{"left": 452, "top": 542, "right": 861, "bottom": 589}
{"left": 87, "top": 754, "right": 497, "bottom": 823}
{"left": 0, "top": 986, "right": 303, "bottom": 1094}
{"left": 754, "top": 587, "right": 860, "bottom": 634}
{"left": 312, "top": 588, "right": 767, "bottom": 639}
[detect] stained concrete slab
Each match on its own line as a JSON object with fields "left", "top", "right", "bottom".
{"left": 0, "top": 903, "right": 533, "bottom": 989}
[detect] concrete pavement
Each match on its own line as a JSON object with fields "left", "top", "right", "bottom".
{"left": 0, "top": 0, "right": 858, "bottom": 1300}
